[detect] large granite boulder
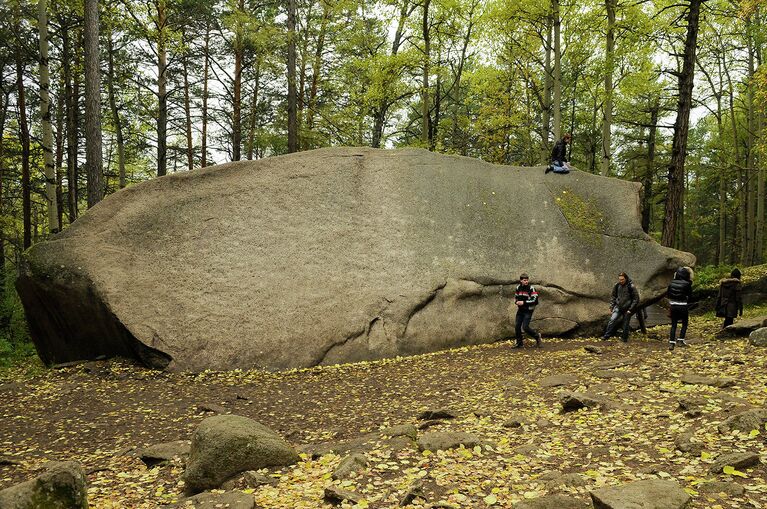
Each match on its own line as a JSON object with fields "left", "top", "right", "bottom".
{"left": 0, "top": 461, "right": 88, "bottom": 509}
{"left": 17, "top": 148, "right": 694, "bottom": 371}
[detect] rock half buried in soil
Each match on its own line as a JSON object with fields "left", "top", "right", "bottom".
{"left": 590, "top": 479, "right": 690, "bottom": 509}
{"left": 17, "top": 148, "right": 694, "bottom": 371}
{"left": 183, "top": 415, "right": 299, "bottom": 493}
{"left": 0, "top": 461, "right": 88, "bottom": 509}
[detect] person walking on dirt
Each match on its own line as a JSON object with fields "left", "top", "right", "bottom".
{"left": 667, "top": 267, "right": 693, "bottom": 351}
{"left": 716, "top": 268, "right": 743, "bottom": 328}
{"left": 545, "top": 133, "right": 572, "bottom": 174}
{"left": 514, "top": 273, "right": 542, "bottom": 348}
{"left": 601, "top": 272, "right": 639, "bottom": 342}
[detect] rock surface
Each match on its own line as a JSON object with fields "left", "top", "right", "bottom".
{"left": 590, "top": 479, "right": 690, "bottom": 509}
{"left": 416, "top": 431, "right": 483, "bottom": 452}
{"left": 709, "top": 451, "right": 761, "bottom": 473}
{"left": 175, "top": 492, "right": 254, "bottom": 509}
{"left": 718, "top": 408, "right": 767, "bottom": 434}
{"left": 514, "top": 494, "right": 587, "bottom": 508}
{"left": 139, "top": 440, "right": 190, "bottom": 466}
{"left": 17, "top": 148, "right": 694, "bottom": 370}
{"left": 716, "top": 317, "right": 767, "bottom": 339}
{"left": 0, "top": 461, "right": 88, "bottom": 509}
{"left": 183, "top": 415, "right": 299, "bottom": 493}
{"left": 749, "top": 327, "right": 767, "bottom": 346}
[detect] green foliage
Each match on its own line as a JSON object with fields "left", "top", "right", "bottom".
{"left": 0, "top": 268, "right": 35, "bottom": 370}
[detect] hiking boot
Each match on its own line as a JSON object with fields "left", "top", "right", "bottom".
{"left": 668, "top": 341, "right": 675, "bottom": 351}
{"left": 535, "top": 334, "right": 542, "bottom": 348}
{"left": 545, "top": 165, "right": 553, "bottom": 174}
{"left": 677, "top": 338, "right": 688, "bottom": 347}
{"left": 512, "top": 342, "right": 524, "bottom": 349}
{"left": 621, "top": 336, "right": 628, "bottom": 343}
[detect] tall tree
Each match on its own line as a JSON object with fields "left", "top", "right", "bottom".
{"left": 287, "top": 0, "right": 298, "bottom": 152}
{"left": 661, "top": 0, "right": 704, "bottom": 248}
{"left": 39, "top": 0, "right": 60, "bottom": 231}
{"left": 84, "top": 0, "right": 103, "bottom": 206}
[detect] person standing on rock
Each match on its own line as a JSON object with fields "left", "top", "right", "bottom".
{"left": 514, "top": 273, "right": 542, "bottom": 348}
{"left": 545, "top": 133, "right": 571, "bottom": 174}
{"left": 667, "top": 267, "right": 693, "bottom": 351}
{"left": 716, "top": 268, "right": 743, "bottom": 328}
{"left": 601, "top": 272, "right": 639, "bottom": 342}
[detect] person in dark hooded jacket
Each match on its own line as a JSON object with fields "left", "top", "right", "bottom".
{"left": 602, "top": 272, "right": 639, "bottom": 342}
{"left": 667, "top": 266, "right": 693, "bottom": 351}
{"left": 716, "top": 268, "right": 743, "bottom": 328}
{"left": 545, "top": 133, "right": 571, "bottom": 174}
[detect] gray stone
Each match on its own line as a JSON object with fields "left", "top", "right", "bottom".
{"left": 381, "top": 424, "right": 418, "bottom": 440}
{"left": 332, "top": 453, "right": 368, "bottom": 480}
{"left": 503, "top": 413, "right": 530, "bottom": 428}
{"left": 709, "top": 451, "right": 761, "bottom": 474}
{"left": 513, "top": 444, "right": 538, "bottom": 455}
{"left": 0, "top": 461, "right": 88, "bottom": 509}
{"left": 749, "top": 327, "right": 767, "bottom": 346}
{"left": 175, "top": 492, "right": 254, "bottom": 509}
{"left": 417, "top": 431, "right": 483, "bottom": 452}
{"left": 560, "top": 392, "right": 609, "bottom": 412}
{"left": 514, "top": 494, "right": 588, "bottom": 509}
{"left": 593, "top": 369, "right": 638, "bottom": 380}
{"left": 139, "top": 440, "right": 191, "bottom": 466}
{"left": 717, "top": 317, "right": 767, "bottom": 338}
{"left": 584, "top": 345, "right": 604, "bottom": 354}
{"left": 542, "top": 473, "right": 587, "bottom": 490}
{"left": 324, "top": 486, "right": 362, "bottom": 505}
{"left": 590, "top": 480, "right": 690, "bottom": 509}
{"left": 17, "top": 148, "right": 694, "bottom": 371}
{"left": 594, "top": 357, "right": 634, "bottom": 370}
{"left": 718, "top": 408, "right": 767, "bottom": 434}
{"left": 698, "top": 481, "right": 745, "bottom": 496}
{"left": 183, "top": 415, "right": 299, "bottom": 493}
{"left": 674, "top": 432, "right": 702, "bottom": 455}
{"left": 220, "top": 470, "right": 279, "bottom": 490}
{"left": 195, "top": 403, "right": 228, "bottom": 414}
{"left": 680, "top": 373, "right": 736, "bottom": 388}
{"left": 417, "top": 408, "right": 457, "bottom": 420}
{"left": 540, "top": 374, "right": 579, "bottom": 387}
{"left": 399, "top": 480, "right": 426, "bottom": 506}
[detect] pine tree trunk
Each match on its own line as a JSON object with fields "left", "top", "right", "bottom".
{"left": 107, "top": 36, "right": 126, "bottom": 188}
{"left": 54, "top": 79, "right": 65, "bottom": 228}
{"left": 641, "top": 102, "right": 658, "bottom": 233}
{"left": 232, "top": 0, "right": 244, "bottom": 161}
{"left": 157, "top": 0, "right": 168, "bottom": 176}
{"left": 287, "top": 0, "right": 298, "bottom": 153}
{"left": 182, "top": 52, "right": 193, "bottom": 170}
{"left": 84, "top": 0, "right": 103, "bottom": 207}
{"left": 39, "top": 0, "right": 60, "bottom": 231}
{"left": 305, "top": 5, "right": 329, "bottom": 148}
{"left": 247, "top": 61, "right": 261, "bottom": 160}
{"left": 541, "top": 15, "right": 552, "bottom": 163}
{"left": 202, "top": 25, "right": 210, "bottom": 168}
{"left": 661, "top": 0, "right": 702, "bottom": 248}
{"left": 552, "top": 0, "right": 562, "bottom": 141}
{"left": 422, "top": 0, "right": 431, "bottom": 148}
{"left": 63, "top": 25, "right": 79, "bottom": 222}
{"left": 601, "top": 0, "right": 615, "bottom": 176}
{"left": 745, "top": 16, "right": 757, "bottom": 264}
{"left": 755, "top": 8, "right": 765, "bottom": 263}
{"left": 16, "top": 56, "right": 32, "bottom": 249}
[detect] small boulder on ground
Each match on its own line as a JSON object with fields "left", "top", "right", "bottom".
{"left": 749, "top": 327, "right": 767, "bottom": 346}
{"left": 0, "top": 461, "right": 88, "bottom": 509}
{"left": 513, "top": 494, "right": 588, "bottom": 508}
{"left": 716, "top": 317, "right": 767, "bottom": 339}
{"left": 674, "top": 432, "right": 702, "bottom": 455}
{"left": 183, "top": 415, "right": 299, "bottom": 493}
{"left": 698, "top": 480, "right": 745, "bottom": 497}
{"left": 139, "top": 440, "right": 191, "bottom": 466}
{"left": 709, "top": 451, "right": 761, "bottom": 474}
{"left": 590, "top": 479, "right": 689, "bottom": 509}
{"left": 175, "top": 492, "right": 254, "bottom": 509}
{"left": 324, "top": 486, "right": 362, "bottom": 505}
{"left": 540, "top": 374, "right": 579, "bottom": 387}
{"left": 680, "top": 373, "right": 735, "bottom": 388}
{"left": 417, "top": 431, "right": 483, "bottom": 452}
{"left": 560, "top": 392, "right": 620, "bottom": 412}
{"left": 220, "top": 470, "right": 279, "bottom": 490}
{"left": 417, "top": 408, "right": 458, "bottom": 420}
{"left": 332, "top": 453, "right": 368, "bottom": 480}
{"left": 718, "top": 408, "right": 767, "bottom": 434}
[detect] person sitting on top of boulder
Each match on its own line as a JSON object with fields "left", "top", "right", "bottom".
{"left": 601, "top": 272, "right": 639, "bottom": 342}
{"left": 513, "top": 273, "right": 542, "bottom": 349}
{"left": 667, "top": 266, "right": 693, "bottom": 351}
{"left": 545, "top": 133, "right": 571, "bottom": 174}
{"left": 716, "top": 268, "right": 743, "bottom": 328}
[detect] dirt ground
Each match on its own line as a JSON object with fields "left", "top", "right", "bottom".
{"left": 1, "top": 313, "right": 766, "bottom": 508}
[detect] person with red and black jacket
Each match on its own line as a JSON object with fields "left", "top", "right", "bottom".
{"left": 601, "top": 272, "right": 639, "bottom": 342}
{"left": 513, "top": 273, "right": 542, "bottom": 348}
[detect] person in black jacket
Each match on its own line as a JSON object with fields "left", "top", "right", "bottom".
{"left": 601, "top": 272, "right": 639, "bottom": 342}
{"left": 667, "top": 267, "right": 693, "bottom": 351}
{"left": 545, "top": 133, "right": 572, "bottom": 174}
{"left": 716, "top": 268, "right": 743, "bottom": 328}
{"left": 513, "top": 273, "right": 542, "bottom": 348}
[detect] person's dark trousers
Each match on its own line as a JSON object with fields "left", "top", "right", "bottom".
{"left": 603, "top": 308, "right": 631, "bottom": 341}
{"left": 723, "top": 317, "right": 734, "bottom": 328}
{"left": 515, "top": 308, "right": 538, "bottom": 346}
{"left": 670, "top": 305, "right": 689, "bottom": 342}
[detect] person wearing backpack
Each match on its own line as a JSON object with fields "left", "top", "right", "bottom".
{"left": 667, "top": 267, "right": 693, "bottom": 351}
{"left": 513, "top": 273, "right": 542, "bottom": 348}
{"left": 601, "top": 272, "right": 639, "bottom": 342}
